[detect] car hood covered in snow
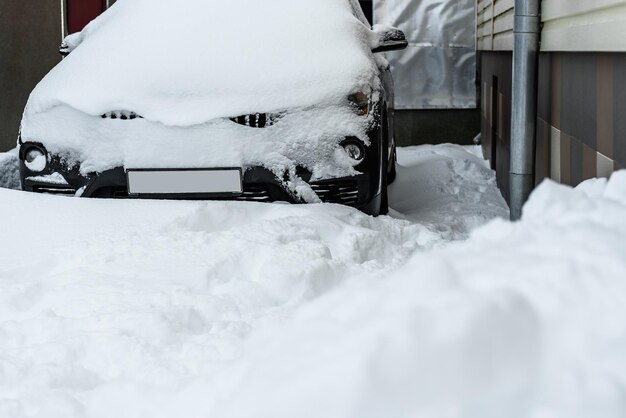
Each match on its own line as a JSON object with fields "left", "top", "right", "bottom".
{"left": 19, "top": 0, "right": 379, "bottom": 188}
{"left": 23, "top": 0, "right": 377, "bottom": 126}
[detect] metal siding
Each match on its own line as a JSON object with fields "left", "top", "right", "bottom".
{"left": 480, "top": 52, "right": 513, "bottom": 201}
{"left": 374, "top": 0, "right": 477, "bottom": 109}
{"left": 542, "top": 0, "right": 626, "bottom": 19}
{"left": 477, "top": 0, "right": 514, "bottom": 51}
{"left": 614, "top": 55, "right": 626, "bottom": 168}
{"left": 534, "top": 52, "right": 625, "bottom": 186}
{"left": 476, "top": 0, "right": 626, "bottom": 52}
{"left": 541, "top": 0, "right": 626, "bottom": 51}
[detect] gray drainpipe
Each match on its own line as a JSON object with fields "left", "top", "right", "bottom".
{"left": 509, "top": 0, "right": 541, "bottom": 220}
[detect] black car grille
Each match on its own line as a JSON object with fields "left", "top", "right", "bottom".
{"left": 310, "top": 178, "right": 360, "bottom": 205}
{"left": 101, "top": 111, "right": 142, "bottom": 120}
{"left": 64, "top": 179, "right": 360, "bottom": 206}
{"left": 233, "top": 184, "right": 272, "bottom": 202}
{"left": 230, "top": 113, "right": 280, "bottom": 128}
{"left": 89, "top": 184, "right": 273, "bottom": 202}
{"left": 32, "top": 184, "right": 77, "bottom": 195}
{"left": 234, "top": 180, "right": 361, "bottom": 205}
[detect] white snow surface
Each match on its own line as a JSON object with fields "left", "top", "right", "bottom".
{"left": 0, "top": 148, "right": 20, "bottom": 190}
{"left": 24, "top": 0, "right": 376, "bottom": 126}
{"left": 21, "top": 104, "right": 371, "bottom": 188}
{"left": 2, "top": 145, "right": 626, "bottom": 418}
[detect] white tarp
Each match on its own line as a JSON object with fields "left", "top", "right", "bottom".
{"left": 374, "top": 0, "right": 477, "bottom": 109}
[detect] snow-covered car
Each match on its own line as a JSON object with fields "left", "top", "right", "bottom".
{"left": 17, "top": 0, "right": 407, "bottom": 215}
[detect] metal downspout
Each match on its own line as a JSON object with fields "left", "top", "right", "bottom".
{"left": 509, "top": 0, "right": 541, "bottom": 220}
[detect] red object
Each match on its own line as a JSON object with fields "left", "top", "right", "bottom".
{"left": 66, "top": 0, "right": 107, "bottom": 34}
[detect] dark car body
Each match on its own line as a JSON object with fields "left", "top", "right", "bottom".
{"left": 18, "top": 1, "right": 406, "bottom": 216}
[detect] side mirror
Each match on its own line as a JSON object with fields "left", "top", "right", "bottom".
{"left": 59, "top": 32, "right": 83, "bottom": 57}
{"left": 59, "top": 42, "right": 71, "bottom": 57}
{"left": 371, "top": 25, "right": 408, "bottom": 53}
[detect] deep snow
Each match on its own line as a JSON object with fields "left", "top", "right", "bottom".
{"left": 0, "top": 148, "right": 20, "bottom": 191}
{"left": 25, "top": 0, "right": 377, "bottom": 125}
{"left": 1, "top": 144, "right": 626, "bottom": 418}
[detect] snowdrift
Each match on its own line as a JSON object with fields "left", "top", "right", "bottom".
{"left": 0, "top": 148, "right": 20, "bottom": 190}
{"left": 219, "top": 172, "right": 626, "bottom": 418}
{"left": 23, "top": 0, "right": 376, "bottom": 125}
{"left": 2, "top": 144, "right": 625, "bottom": 418}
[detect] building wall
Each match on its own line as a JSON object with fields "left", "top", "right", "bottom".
{"left": 542, "top": 0, "right": 626, "bottom": 52}
{"left": 0, "top": 0, "right": 62, "bottom": 152}
{"left": 67, "top": 0, "right": 112, "bottom": 34}
{"left": 477, "top": 0, "right": 626, "bottom": 198}
{"left": 476, "top": 0, "right": 514, "bottom": 51}
{"left": 536, "top": 53, "right": 625, "bottom": 186}
{"left": 480, "top": 52, "right": 512, "bottom": 200}
{"left": 0, "top": 0, "right": 110, "bottom": 152}
{"left": 477, "top": 0, "right": 626, "bottom": 53}
{"left": 374, "top": 0, "right": 477, "bottom": 110}
{"left": 375, "top": 0, "right": 480, "bottom": 146}
{"left": 480, "top": 50, "right": 626, "bottom": 195}
{"left": 395, "top": 109, "right": 480, "bottom": 147}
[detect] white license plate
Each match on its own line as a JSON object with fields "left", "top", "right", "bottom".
{"left": 127, "top": 169, "right": 243, "bottom": 196}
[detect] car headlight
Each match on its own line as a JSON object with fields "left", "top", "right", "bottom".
{"left": 348, "top": 92, "right": 370, "bottom": 116}
{"left": 341, "top": 138, "right": 365, "bottom": 162}
{"left": 22, "top": 144, "right": 47, "bottom": 172}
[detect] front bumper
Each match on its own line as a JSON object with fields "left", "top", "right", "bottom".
{"left": 19, "top": 114, "right": 386, "bottom": 215}
{"left": 21, "top": 163, "right": 382, "bottom": 215}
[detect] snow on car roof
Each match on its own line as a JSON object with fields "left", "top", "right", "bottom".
{"left": 25, "top": 0, "right": 377, "bottom": 126}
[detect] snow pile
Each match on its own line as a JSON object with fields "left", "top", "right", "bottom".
{"left": 390, "top": 144, "right": 508, "bottom": 240}
{"left": 21, "top": 103, "right": 371, "bottom": 189}
{"left": 24, "top": 0, "right": 376, "bottom": 125}
{"left": 0, "top": 145, "right": 508, "bottom": 418}
{"left": 4, "top": 144, "right": 626, "bottom": 418}
{"left": 216, "top": 173, "right": 626, "bottom": 418}
{"left": 0, "top": 148, "right": 20, "bottom": 190}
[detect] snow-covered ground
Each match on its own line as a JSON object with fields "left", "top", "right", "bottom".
{"left": 1, "top": 145, "right": 626, "bottom": 418}
{"left": 0, "top": 148, "right": 19, "bottom": 191}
